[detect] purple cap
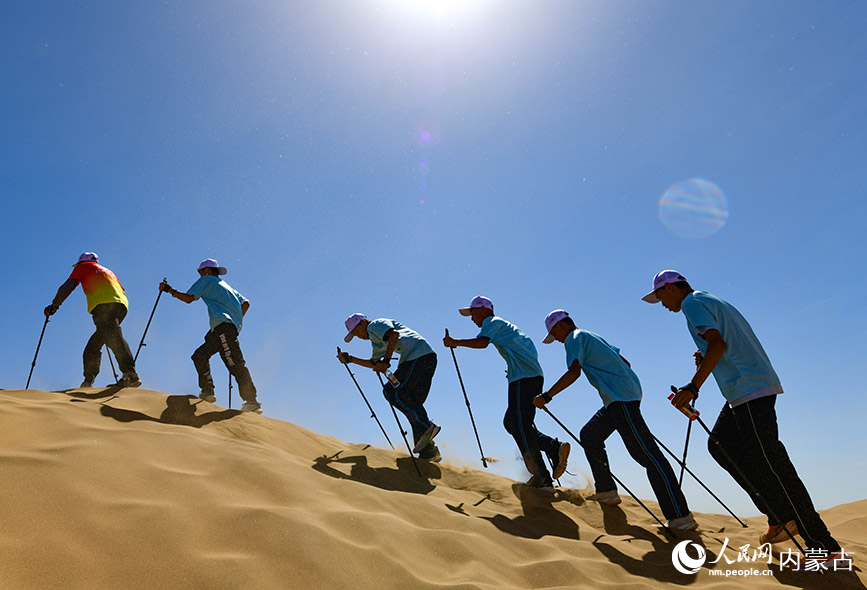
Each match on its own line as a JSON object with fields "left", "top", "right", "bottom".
{"left": 77, "top": 252, "right": 98, "bottom": 264}
{"left": 543, "top": 309, "right": 570, "bottom": 344}
{"left": 459, "top": 295, "right": 494, "bottom": 316}
{"left": 198, "top": 258, "right": 228, "bottom": 275}
{"left": 344, "top": 313, "right": 366, "bottom": 342}
{"left": 642, "top": 270, "right": 687, "bottom": 303}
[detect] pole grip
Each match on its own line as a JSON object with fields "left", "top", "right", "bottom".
{"left": 668, "top": 386, "right": 699, "bottom": 420}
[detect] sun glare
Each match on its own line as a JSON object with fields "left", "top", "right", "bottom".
{"left": 392, "top": 0, "right": 491, "bottom": 23}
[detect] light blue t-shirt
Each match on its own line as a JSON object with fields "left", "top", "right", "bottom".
{"left": 680, "top": 291, "right": 782, "bottom": 405}
{"left": 186, "top": 275, "right": 248, "bottom": 332}
{"left": 564, "top": 329, "right": 643, "bottom": 407}
{"left": 366, "top": 319, "right": 434, "bottom": 366}
{"left": 477, "top": 316, "right": 543, "bottom": 383}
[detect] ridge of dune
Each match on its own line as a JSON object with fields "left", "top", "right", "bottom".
{"left": 0, "top": 387, "right": 864, "bottom": 590}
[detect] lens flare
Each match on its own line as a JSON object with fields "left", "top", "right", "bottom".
{"left": 659, "top": 178, "right": 729, "bottom": 239}
{"left": 413, "top": 120, "right": 441, "bottom": 147}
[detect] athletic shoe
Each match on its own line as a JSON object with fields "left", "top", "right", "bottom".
{"left": 667, "top": 513, "right": 699, "bottom": 531}
{"left": 551, "top": 442, "right": 571, "bottom": 479}
{"left": 240, "top": 401, "right": 263, "bottom": 414}
{"left": 412, "top": 423, "right": 441, "bottom": 453}
{"left": 198, "top": 391, "right": 217, "bottom": 403}
{"left": 80, "top": 379, "right": 94, "bottom": 388}
{"left": 759, "top": 520, "right": 798, "bottom": 544}
{"left": 115, "top": 372, "right": 142, "bottom": 388}
{"left": 527, "top": 474, "right": 555, "bottom": 491}
{"left": 585, "top": 489, "right": 622, "bottom": 506}
{"left": 418, "top": 443, "right": 442, "bottom": 463}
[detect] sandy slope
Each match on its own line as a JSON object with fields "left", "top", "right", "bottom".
{"left": 0, "top": 388, "right": 863, "bottom": 590}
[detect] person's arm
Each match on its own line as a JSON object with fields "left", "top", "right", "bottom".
{"left": 241, "top": 300, "right": 250, "bottom": 316}
{"left": 371, "top": 329, "right": 399, "bottom": 372}
{"left": 534, "top": 360, "right": 582, "bottom": 408}
{"left": 672, "top": 328, "right": 727, "bottom": 409}
{"left": 336, "top": 351, "right": 380, "bottom": 370}
{"left": 443, "top": 335, "right": 490, "bottom": 349}
{"left": 159, "top": 280, "right": 195, "bottom": 304}
{"left": 45, "top": 279, "right": 79, "bottom": 316}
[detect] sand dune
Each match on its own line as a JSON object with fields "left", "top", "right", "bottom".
{"left": 0, "top": 387, "right": 864, "bottom": 589}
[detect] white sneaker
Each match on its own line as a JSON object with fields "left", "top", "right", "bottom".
{"left": 240, "top": 401, "right": 263, "bottom": 414}
{"left": 667, "top": 513, "right": 699, "bottom": 531}
{"left": 586, "top": 489, "right": 622, "bottom": 505}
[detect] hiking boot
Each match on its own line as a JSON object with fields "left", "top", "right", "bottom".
{"left": 412, "top": 423, "right": 441, "bottom": 453}
{"left": 240, "top": 400, "right": 263, "bottom": 414}
{"left": 115, "top": 371, "right": 142, "bottom": 388}
{"left": 198, "top": 391, "right": 217, "bottom": 403}
{"left": 759, "top": 520, "right": 798, "bottom": 544}
{"left": 667, "top": 513, "right": 699, "bottom": 531}
{"left": 550, "top": 441, "right": 570, "bottom": 479}
{"left": 586, "top": 489, "right": 622, "bottom": 506}
{"left": 80, "top": 379, "right": 94, "bottom": 388}
{"left": 418, "top": 443, "right": 442, "bottom": 463}
{"left": 527, "top": 474, "right": 555, "bottom": 491}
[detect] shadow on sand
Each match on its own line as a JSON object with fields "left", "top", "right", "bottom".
{"left": 311, "top": 450, "right": 440, "bottom": 495}
{"left": 97, "top": 394, "right": 240, "bottom": 428}
{"left": 478, "top": 483, "right": 583, "bottom": 541}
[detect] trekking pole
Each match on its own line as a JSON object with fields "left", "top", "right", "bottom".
{"left": 228, "top": 374, "right": 233, "bottom": 409}
{"left": 678, "top": 419, "right": 692, "bottom": 487}
{"left": 337, "top": 347, "right": 393, "bottom": 449}
{"left": 26, "top": 316, "right": 50, "bottom": 389}
{"left": 668, "top": 386, "right": 810, "bottom": 556}
{"left": 650, "top": 432, "right": 746, "bottom": 527}
{"left": 377, "top": 372, "right": 423, "bottom": 478}
{"left": 445, "top": 329, "right": 488, "bottom": 468}
{"left": 134, "top": 279, "right": 166, "bottom": 362}
{"left": 541, "top": 406, "right": 675, "bottom": 538}
{"left": 105, "top": 346, "right": 119, "bottom": 382}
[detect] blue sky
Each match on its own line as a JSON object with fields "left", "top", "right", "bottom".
{"left": 3, "top": 1, "right": 865, "bottom": 516}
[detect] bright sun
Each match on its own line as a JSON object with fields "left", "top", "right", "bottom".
{"left": 392, "top": 0, "right": 491, "bottom": 23}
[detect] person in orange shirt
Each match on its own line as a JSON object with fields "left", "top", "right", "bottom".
{"left": 45, "top": 252, "right": 141, "bottom": 388}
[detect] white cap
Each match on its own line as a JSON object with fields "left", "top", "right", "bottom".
{"left": 77, "top": 252, "right": 98, "bottom": 264}
{"left": 458, "top": 295, "right": 494, "bottom": 316}
{"left": 543, "top": 309, "right": 570, "bottom": 344}
{"left": 198, "top": 258, "right": 228, "bottom": 275}
{"left": 642, "top": 270, "right": 687, "bottom": 303}
{"left": 344, "top": 313, "right": 366, "bottom": 342}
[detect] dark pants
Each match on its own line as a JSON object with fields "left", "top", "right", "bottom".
{"left": 709, "top": 395, "right": 839, "bottom": 552}
{"left": 503, "top": 376, "right": 560, "bottom": 482}
{"left": 192, "top": 322, "right": 257, "bottom": 403}
{"left": 83, "top": 302, "right": 135, "bottom": 380}
{"left": 382, "top": 353, "right": 437, "bottom": 445}
{"left": 581, "top": 400, "right": 690, "bottom": 520}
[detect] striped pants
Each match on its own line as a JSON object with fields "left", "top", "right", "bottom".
{"left": 709, "top": 395, "right": 840, "bottom": 552}
{"left": 581, "top": 400, "right": 690, "bottom": 521}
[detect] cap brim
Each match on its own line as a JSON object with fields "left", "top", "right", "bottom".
{"left": 641, "top": 291, "right": 660, "bottom": 304}
{"left": 458, "top": 307, "right": 473, "bottom": 316}
{"left": 216, "top": 267, "right": 228, "bottom": 275}
{"left": 542, "top": 333, "right": 556, "bottom": 344}
{"left": 344, "top": 332, "right": 355, "bottom": 343}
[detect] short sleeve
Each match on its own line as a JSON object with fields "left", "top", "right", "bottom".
{"left": 185, "top": 276, "right": 208, "bottom": 300}
{"left": 681, "top": 296, "right": 717, "bottom": 334}
{"left": 367, "top": 319, "right": 394, "bottom": 343}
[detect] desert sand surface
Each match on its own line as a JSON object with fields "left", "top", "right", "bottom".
{"left": 0, "top": 387, "right": 863, "bottom": 590}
